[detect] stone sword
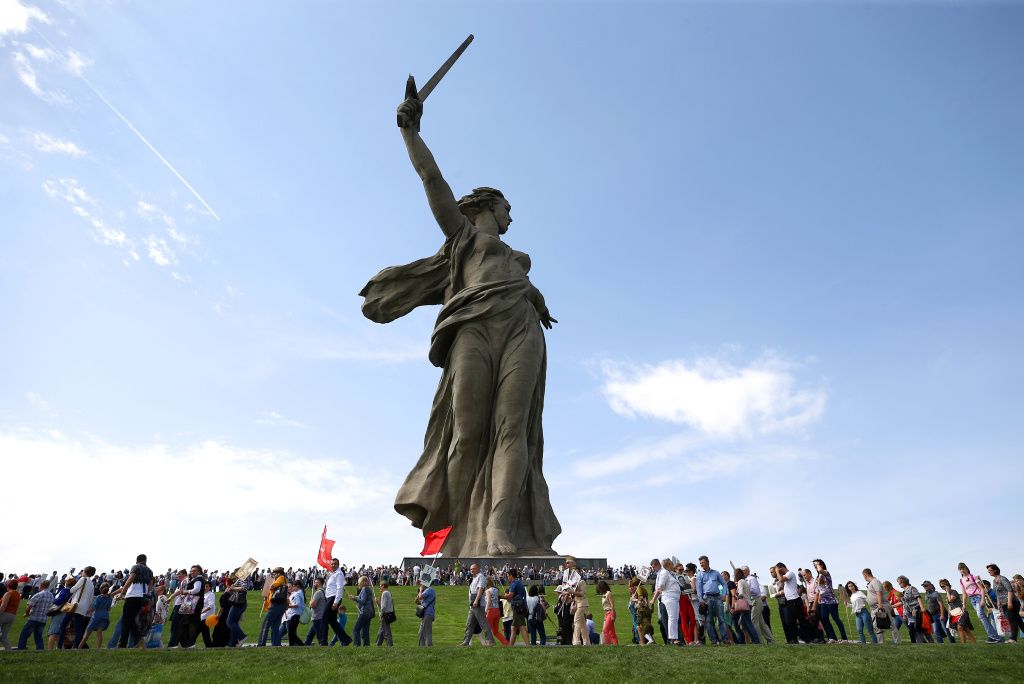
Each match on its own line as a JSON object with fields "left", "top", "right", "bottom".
{"left": 398, "top": 34, "right": 474, "bottom": 127}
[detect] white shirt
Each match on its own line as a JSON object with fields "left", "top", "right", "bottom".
{"left": 71, "top": 576, "right": 95, "bottom": 617}
{"left": 285, "top": 590, "right": 304, "bottom": 620}
{"left": 201, "top": 590, "right": 216, "bottom": 620}
{"left": 325, "top": 569, "right": 346, "bottom": 600}
{"left": 469, "top": 572, "right": 487, "bottom": 603}
{"left": 656, "top": 568, "right": 681, "bottom": 601}
{"left": 781, "top": 571, "right": 800, "bottom": 600}
{"left": 747, "top": 575, "right": 763, "bottom": 598}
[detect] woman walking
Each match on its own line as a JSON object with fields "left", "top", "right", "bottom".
{"left": 812, "top": 560, "right": 848, "bottom": 643}
{"left": 416, "top": 582, "right": 436, "bottom": 646}
{"left": 225, "top": 577, "right": 248, "bottom": 647}
{"left": 0, "top": 578, "right": 20, "bottom": 650}
{"left": 596, "top": 581, "right": 618, "bottom": 645}
{"left": 285, "top": 580, "right": 305, "bottom": 646}
{"left": 485, "top": 578, "right": 509, "bottom": 645}
{"left": 77, "top": 582, "right": 112, "bottom": 649}
{"left": 958, "top": 563, "right": 1002, "bottom": 643}
{"left": 731, "top": 568, "right": 761, "bottom": 644}
{"left": 939, "top": 578, "right": 975, "bottom": 643}
{"left": 349, "top": 576, "right": 374, "bottom": 646}
{"left": 845, "top": 581, "right": 876, "bottom": 644}
{"left": 987, "top": 564, "right": 1023, "bottom": 643}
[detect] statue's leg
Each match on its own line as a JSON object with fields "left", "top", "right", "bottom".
{"left": 446, "top": 326, "right": 496, "bottom": 555}
{"left": 487, "top": 323, "right": 544, "bottom": 555}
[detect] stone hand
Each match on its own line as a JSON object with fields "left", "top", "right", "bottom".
{"left": 397, "top": 76, "right": 423, "bottom": 131}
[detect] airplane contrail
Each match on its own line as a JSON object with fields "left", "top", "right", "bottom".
{"left": 33, "top": 28, "right": 221, "bottom": 221}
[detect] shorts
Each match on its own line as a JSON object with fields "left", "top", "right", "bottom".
{"left": 513, "top": 613, "right": 527, "bottom": 628}
{"left": 88, "top": 616, "right": 110, "bottom": 631}
{"left": 48, "top": 614, "right": 67, "bottom": 636}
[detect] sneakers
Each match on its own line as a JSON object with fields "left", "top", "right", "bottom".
{"left": 986, "top": 636, "right": 1003, "bottom": 644}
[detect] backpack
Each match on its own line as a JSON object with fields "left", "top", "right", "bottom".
{"left": 531, "top": 598, "right": 546, "bottom": 622}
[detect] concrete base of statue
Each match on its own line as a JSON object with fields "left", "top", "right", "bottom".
{"left": 398, "top": 555, "right": 608, "bottom": 571}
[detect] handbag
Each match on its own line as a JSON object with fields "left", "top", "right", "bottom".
{"left": 874, "top": 608, "right": 892, "bottom": 629}
{"left": 62, "top": 579, "right": 89, "bottom": 614}
{"left": 950, "top": 606, "right": 963, "bottom": 617}
{"left": 178, "top": 594, "right": 200, "bottom": 615}
{"left": 383, "top": 610, "right": 397, "bottom": 624}
{"left": 415, "top": 605, "right": 426, "bottom": 619}
{"left": 732, "top": 597, "right": 751, "bottom": 613}
{"left": 299, "top": 605, "right": 312, "bottom": 625}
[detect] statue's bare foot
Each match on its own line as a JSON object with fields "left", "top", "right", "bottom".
{"left": 486, "top": 528, "right": 517, "bottom": 556}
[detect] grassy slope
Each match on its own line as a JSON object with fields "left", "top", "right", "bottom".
{"left": 2, "top": 585, "right": 1020, "bottom": 682}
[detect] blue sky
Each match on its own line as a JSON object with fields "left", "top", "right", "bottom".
{"left": 2, "top": 0, "right": 1022, "bottom": 582}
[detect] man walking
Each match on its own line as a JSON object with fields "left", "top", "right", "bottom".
{"left": 17, "top": 580, "right": 53, "bottom": 650}
{"left": 862, "top": 568, "right": 900, "bottom": 644}
{"left": 113, "top": 554, "right": 153, "bottom": 649}
{"left": 775, "top": 562, "right": 815, "bottom": 644}
{"left": 743, "top": 566, "right": 774, "bottom": 644}
{"left": 324, "top": 559, "right": 352, "bottom": 646}
{"left": 460, "top": 564, "right": 494, "bottom": 646}
{"left": 696, "top": 556, "right": 731, "bottom": 645}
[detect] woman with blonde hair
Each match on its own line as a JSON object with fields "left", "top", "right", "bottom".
{"left": 348, "top": 576, "right": 375, "bottom": 647}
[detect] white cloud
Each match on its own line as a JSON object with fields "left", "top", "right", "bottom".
{"left": 143, "top": 234, "right": 175, "bottom": 266}
{"left": 65, "top": 48, "right": 88, "bottom": 75}
{"left": 0, "top": 428, "right": 400, "bottom": 571}
{"left": 31, "top": 131, "right": 85, "bottom": 156}
{"left": 43, "top": 177, "right": 132, "bottom": 249}
{"left": 137, "top": 200, "right": 191, "bottom": 246}
{"left": 23, "top": 42, "right": 55, "bottom": 61}
{"left": 26, "top": 391, "right": 50, "bottom": 411}
{"left": 256, "top": 411, "right": 310, "bottom": 429}
{"left": 13, "top": 50, "right": 42, "bottom": 95}
{"left": 0, "top": 0, "right": 49, "bottom": 36}
{"left": 601, "top": 353, "right": 826, "bottom": 438}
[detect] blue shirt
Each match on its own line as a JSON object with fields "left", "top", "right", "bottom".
{"left": 420, "top": 586, "right": 437, "bottom": 618}
{"left": 509, "top": 579, "right": 526, "bottom": 602}
{"left": 696, "top": 569, "right": 726, "bottom": 600}
{"left": 92, "top": 595, "right": 112, "bottom": 620}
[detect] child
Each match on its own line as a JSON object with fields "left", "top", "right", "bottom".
{"left": 285, "top": 581, "right": 305, "bottom": 646}
{"left": 78, "top": 582, "right": 112, "bottom": 649}
{"left": 329, "top": 605, "right": 349, "bottom": 646}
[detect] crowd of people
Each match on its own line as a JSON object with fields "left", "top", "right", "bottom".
{"left": 2, "top": 553, "right": 1022, "bottom": 651}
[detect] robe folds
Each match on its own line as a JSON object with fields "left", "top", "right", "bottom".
{"left": 360, "top": 219, "right": 561, "bottom": 556}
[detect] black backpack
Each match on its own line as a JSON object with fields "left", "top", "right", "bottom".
{"left": 531, "top": 597, "right": 546, "bottom": 622}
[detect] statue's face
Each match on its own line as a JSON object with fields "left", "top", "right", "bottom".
{"left": 493, "top": 201, "right": 512, "bottom": 233}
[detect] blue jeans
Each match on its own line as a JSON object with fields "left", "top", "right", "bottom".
{"left": 734, "top": 610, "right": 761, "bottom": 644}
{"left": 528, "top": 618, "right": 547, "bottom": 645}
{"left": 304, "top": 618, "right": 326, "bottom": 645}
{"left": 929, "top": 611, "right": 950, "bottom": 643}
{"left": 818, "top": 603, "right": 848, "bottom": 641}
{"left": 704, "top": 596, "right": 729, "bottom": 643}
{"left": 969, "top": 595, "right": 1000, "bottom": 640}
{"left": 260, "top": 605, "right": 286, "bottom": 646}
{"left": 855, "top": 609, "right": 876, "bottom": 643}
{"left": 352, "top": 614, "right": 371, "bottom": 646}
{"left": 18, "top": 619, "right": 46, "bottom": 650}
{"left": 226, "top": 605, "right": 247, "bottom": 646}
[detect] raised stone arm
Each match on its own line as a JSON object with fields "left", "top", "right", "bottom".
{"left": 397, "top": 93, "right": 463, "bottom": 239}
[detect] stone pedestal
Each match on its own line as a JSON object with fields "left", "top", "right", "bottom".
{"left": 399, "top": 555, "right": 608, "bottom": 571}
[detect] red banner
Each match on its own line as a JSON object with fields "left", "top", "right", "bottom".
{"left": 420, "top": 525, "right": 453, "bottom": 556}
{"left": 317, "top": 526, "right": 336, "bottom": 570}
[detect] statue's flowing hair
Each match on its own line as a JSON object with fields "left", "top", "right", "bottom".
{"left": 457, "top": 187, "right": 505, "bottom": 218}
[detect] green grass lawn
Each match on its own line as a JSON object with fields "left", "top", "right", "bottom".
{"left": 2, "top": 585, "right": 1021, "bottom": 682}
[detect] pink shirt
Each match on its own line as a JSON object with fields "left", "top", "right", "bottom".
{"left": 960, "top": 574, "right": 981, "bottom": 597}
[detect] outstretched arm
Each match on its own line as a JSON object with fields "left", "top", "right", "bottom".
{"left": 397, "top": 96, "right": 464, "bottom": 238}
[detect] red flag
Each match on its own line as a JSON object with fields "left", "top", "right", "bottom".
{"left": 420, "top": 526, "right": 452, "bottom": 556}
{"left": 317, "top": 526, "right": 336, "bottom": 570}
